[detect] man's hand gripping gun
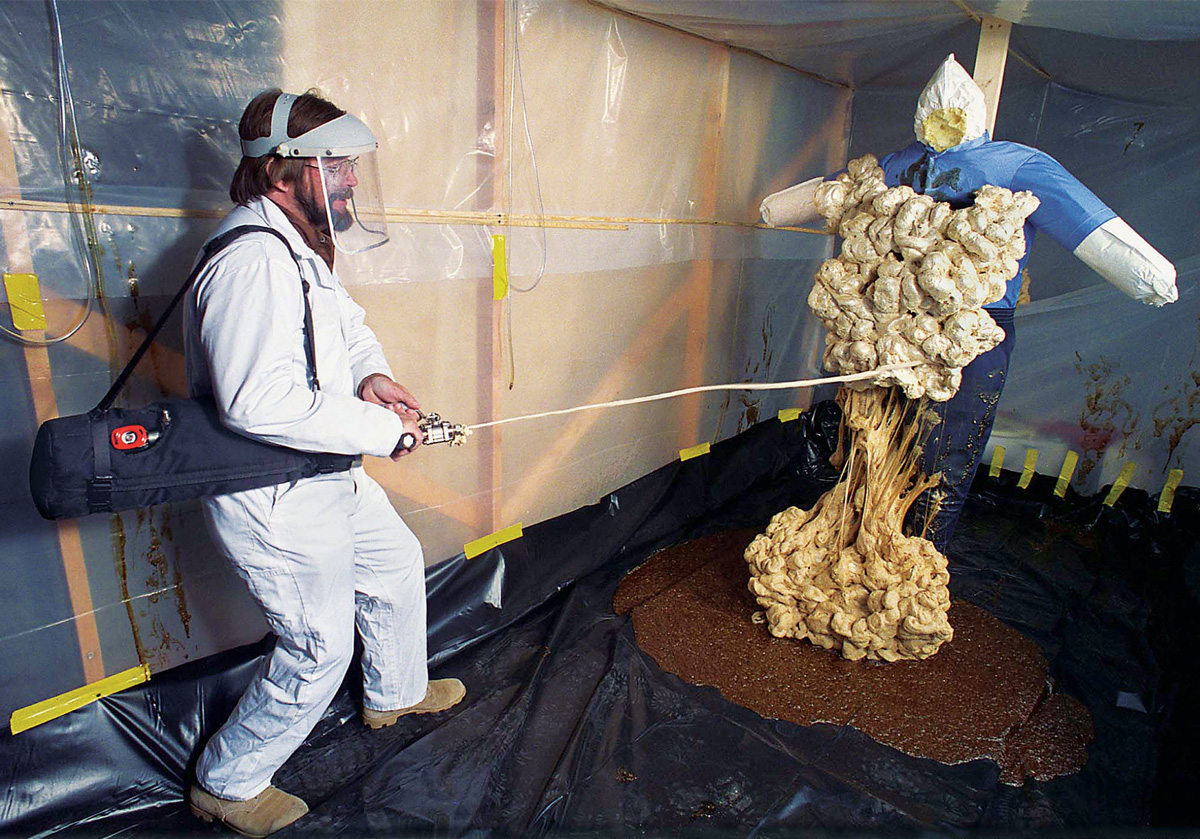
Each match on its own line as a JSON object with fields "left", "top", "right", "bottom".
{"left": 398, "top": 410, "right": 470, "bottom": 452}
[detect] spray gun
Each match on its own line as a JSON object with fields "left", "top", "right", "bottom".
{"left": 398, "top": 409, "right": 470, "bottom": 452}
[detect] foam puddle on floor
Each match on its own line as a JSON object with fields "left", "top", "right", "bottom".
{"left": 614, "top": 529, "right": 1093, "bottom": 785}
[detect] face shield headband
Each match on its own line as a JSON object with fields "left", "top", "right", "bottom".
{"left": 241, "top": 93, "right": 390, "bottom": 254}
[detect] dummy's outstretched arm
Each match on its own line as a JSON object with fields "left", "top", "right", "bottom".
{"left": 1073, "top": 218, "right": 1177, "bottom": 306}
{"left": 1012, "top": 151, "right": 1179, "bottom": 308}
{"left": 759, "top": 176, "right": 824, "bottom": 228}
{"left": 760, "top": 171, "right": 1179, "bottom": 308}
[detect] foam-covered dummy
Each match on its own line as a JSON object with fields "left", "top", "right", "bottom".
{"left": 759, "top": 54, "right": 1177, "bottom": 551}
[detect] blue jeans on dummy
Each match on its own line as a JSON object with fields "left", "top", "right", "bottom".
{"left": 908, "top": 307, "right": 1015, "bottom": 553}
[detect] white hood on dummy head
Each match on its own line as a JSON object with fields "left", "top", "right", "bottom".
{"left": 914, "top": 54, "right": 988, "bottom": 151}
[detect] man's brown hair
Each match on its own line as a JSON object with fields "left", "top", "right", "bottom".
{"left": 229, "top": 89, "right": 345, "bottom": 205}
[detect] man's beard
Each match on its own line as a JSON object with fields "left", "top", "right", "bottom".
{"left": 297, "top": 178, "right": 353, "bottom": 233}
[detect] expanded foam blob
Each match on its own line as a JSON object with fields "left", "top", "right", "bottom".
{"left": 745, "top": 388, "right": 950, "bottom": 661}
{"left": 810, "top": 154, "right": 1038, "bottom": 401}
{"left": 745, "top": 156, "right": 1040, "bottom": 662}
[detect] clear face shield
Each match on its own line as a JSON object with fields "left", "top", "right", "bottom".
{"left": 313, "top": 151, "right": 389, "bottom": 254}
{"left": 241, "top": 93, "right": 391, "bottom": 254}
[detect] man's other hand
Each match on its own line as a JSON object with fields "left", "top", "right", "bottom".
{"left": 359, "top": 373, "right": 422, "bottom": 414}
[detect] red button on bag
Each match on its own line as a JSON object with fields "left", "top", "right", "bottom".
{"left": 111, "top": 425, "right": 149, "bottom": 451}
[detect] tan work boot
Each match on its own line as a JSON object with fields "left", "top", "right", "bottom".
{"left": 188, "top": 784, "right": 308, "bottom": 837}
{"left": 362, "top": 678, "right": 466, "bottom": 729}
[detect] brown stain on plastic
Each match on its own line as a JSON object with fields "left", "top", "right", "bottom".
{"left": 114, "top": 506, "right": 193, "bottom": 671}
{"left": 716, "top": 306, "right": 775, "bottom": 435}
{"left": 1151, "top": 316, "right": 1200, "bottom": 469}
{"left": 110, "top": 512, "right": 147, "bottom": 665}
{"left": 91, "top": 220, "right": 120, "bottom": 372}
{"left": 139, "top": 506, "right": 192, "bottom": 668}
{"left": 736, "top": 394, "right": 759, "bottom": 433}
{"left": 125, "top": 305, "right": 172, "bottom": 399}
{"left": 107, "top": 230, "right": 192, "bottom": 669}
{"left": 116, "top": 225, "right": 182, "bottom": 401}
{"left": 1074, "top": 353, "right": 1137, "bottom": 482}
{"left": 615, "top": 529, "right": 1093, "bottom": 785}
{"left": 163, "top": 510, "right": 193, "bottom": 640}
{"left": 736, "top": 307, "right": 775, "bottom": 434}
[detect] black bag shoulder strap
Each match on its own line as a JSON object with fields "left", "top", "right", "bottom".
{"left": 94, "top": 224, "right": 321, "bottom": 413}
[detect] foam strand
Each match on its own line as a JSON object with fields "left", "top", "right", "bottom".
{"left": 466, "top": 361, "right": 922, "bottom": 432}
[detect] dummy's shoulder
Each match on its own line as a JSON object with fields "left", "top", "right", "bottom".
{"left": 878, "top": 141, "right": 926, "bottom": 182}
{"left": 982, "top": 140, "right": 1056, "bottom": 167}
{"left": 880, "top": 141, "right": 925, "bottom": 166}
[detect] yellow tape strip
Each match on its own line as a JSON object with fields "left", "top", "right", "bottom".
{"left": 1158, "top": 468, "right": 1184, "bottom": 514}
{"left": 3, "top": 271, "right": 46, "bottom": 330}
{"left": 10, "top": 663, "right": 150, "bottom": 735}
{"left": 679, "top": 442, "right": 711, "bottom": 462}
{"left": 1017, "top": 448, "right": 1039, "bottom": 489}
{"left": 988, "top": 445, "right": 1005, "bottom": 478}
{"left": 464, "top": 522, "right": 523, "bottom": 560}
{"left": 1054, "top": 451, "right": 1079, "bottom": 497}
{"left": 492, "top": 234, "right": 509, "bottom": 301}
{"left": 1103, "top": 461, "right": 1138, "bottom": 507}
{"left": 777, "top": 408, "right": 802, "bottom": 423}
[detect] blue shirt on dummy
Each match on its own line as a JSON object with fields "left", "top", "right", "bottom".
{"left": 878, "top": 134, "right": 1116, "bottom": 308}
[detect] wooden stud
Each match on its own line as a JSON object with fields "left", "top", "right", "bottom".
{"left": 1, "top": 198, "right": 835, "bottom": 235}
{"left": 973, "top": 15, "right": 1012, "bottom": 138}
{"left": 484, "top": 0, "right": 506, "bottom": 536}
{"left": 0, "top": 111, "right": 105, "bottom": 683}
{"left": 679, "top": 43, "right": 730, "bottom": 451}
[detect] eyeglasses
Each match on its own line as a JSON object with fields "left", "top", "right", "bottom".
{"left": 305, "top": 157, "right": 359, "bottom": 178}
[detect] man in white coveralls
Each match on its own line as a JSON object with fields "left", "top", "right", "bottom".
{"left": 183, "top": 89, "right": 465, "bottom": 836}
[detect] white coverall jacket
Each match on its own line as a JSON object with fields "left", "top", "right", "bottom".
{"left": 183, "top": 197, "right": 428, "bottom": 801}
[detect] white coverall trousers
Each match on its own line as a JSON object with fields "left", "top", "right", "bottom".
{"left": 194, "top": 466, "right": 428, "bottom": 800}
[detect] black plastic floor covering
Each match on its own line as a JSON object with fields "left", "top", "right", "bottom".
{"left": 2, "top": 401, "right": 1196, "bottom": 837}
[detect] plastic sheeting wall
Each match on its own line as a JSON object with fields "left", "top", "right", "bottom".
{"left": 0, "top": 1, "right": 845, "bottom": 725}
{"left": 610, "top": 0, "right": 1200, "bottom": 497}
{"left": 987, "top": 65, "right": 1200, "bottom": 496}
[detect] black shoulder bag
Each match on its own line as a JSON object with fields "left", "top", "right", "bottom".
{"left": 29, "top": 225, "right": 358, "bottom": 521}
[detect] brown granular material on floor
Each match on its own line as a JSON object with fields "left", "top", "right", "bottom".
{"left": 614, "top": 528, "right": 1093, "bottom": 785}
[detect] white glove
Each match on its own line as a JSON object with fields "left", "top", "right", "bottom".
{"left": 1073, "top": 217, "right": 1177, "bottom": 306}
{"left": 759, "top": 176, "right": 823, "bottom": 228}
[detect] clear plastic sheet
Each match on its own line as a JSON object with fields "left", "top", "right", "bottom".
{"left": 1, "top": 0, "right": 1197, "bottom": 745}
{"left": 988, "top": 278, "right": 1200, "bottom": 496}
{"left": 595, "top": 1, "right": 972, "bottom": 88}
{"left": 600, "top": 0, "right": 1200, "bottom": 86}
{"left": 974, "top": 0, "right": 1200, "bottom": 41}
{"left": 0, "top": 0, "right": 840, "bottom": 724}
